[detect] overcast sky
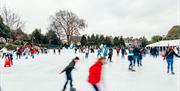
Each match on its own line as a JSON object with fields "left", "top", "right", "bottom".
{"left": 0, "top": 0, "right": 179, "bottom": 40}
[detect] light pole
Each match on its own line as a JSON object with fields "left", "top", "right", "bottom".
{"left": 32, "top": 37, "right": 35, "bottom": 45}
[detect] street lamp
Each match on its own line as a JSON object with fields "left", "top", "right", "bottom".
{"left": 32, "top": 37, "right": 35, "bottom": 45}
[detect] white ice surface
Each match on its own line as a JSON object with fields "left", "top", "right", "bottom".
{"left": 0, "top": 49, "right": 180, "bottom": 91}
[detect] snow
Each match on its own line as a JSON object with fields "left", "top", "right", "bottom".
{"left": 0, "top": 49, "right": 180, "bottom": 91}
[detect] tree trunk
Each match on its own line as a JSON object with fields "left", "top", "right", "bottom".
{"left": 67, "top": 35, "right": 71, "bottom": 45}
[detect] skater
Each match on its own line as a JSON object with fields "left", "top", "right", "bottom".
{"left": 85, "top": 48, "right": 89, "bottom": 59}
{"left": 177, "top": 47, "right": 180, "bottom": 54}
{"left": 53, "top": 48, "right": 56, "bottom": 54}
{"left": 90, "top": 48, "right": 94, "bottom": 53}
{"left": 30, "top": 48, "right": 36, "bottom": 59}
{"left": 16, "top": 48, "right": 21, "bottom": 59}
{"left": 59, "top": 57, "right": 80, "bottom": 91}
{"left": 126, "top": 47, "right": 135, "bottom": 71}
{"left": 9, "top": 51, "right": 14, "bottom": 65}
{"left": 133, "top": 47, "right": 140, "bottom": 66}
{"left": 107, "top": 49, "right": 113, "bottom": 62}
{"left": 97, "top": 48, "right": 102, "bottom": 57}
{"left": 116, "top": 47, "right": 120, "bottom": 56}
{"left": 88, "top": 57, "right": 106, "bottom": 91}
{"left": 74, "top": 48, "right": 78, "bottom": 54}
{"left": 4, "top": 54, "right": 12, "bottom": 67}
{"left": 19, "top": 47, "right": 24, "bottom": 57}
{"left": 58, "top": 48, "right": 61, "bottom": 55}
{"left": 164, "top": 47, "right": 180, "bottom": 75}
{"left": 24, "top": 47, "right": 29, "bottom": 59}
{"left": 0, "top": 47, "right": 7, "bottom": 59}
{"left": 44, "top": 48, "right": 48, "bottom": 54}
{"left": 103, "top": 48, "right": 108, "bottom": 58}
{"left": 139, "top": 48, "right": 143, "bottom": 66}
{"left": 121, "top": 47, "right": 125, "bottom": 58}
{"left": 151, "top": 47, "right": 158, "bottom": 58}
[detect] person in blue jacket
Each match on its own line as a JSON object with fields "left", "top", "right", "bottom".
{"left": 126, "top": 47, "right": 135, "bottom": 71}
{"left": 133, "top": 47, "right": 140, "bottom": 66}
{"left": 165, "top": 47, "right": 180, "bottom": 75}
{"left": 97, "top": 48, "right": 102, "bottom": 57}
{"left": 103, "top": 48, "right": 108, "bottom": 58}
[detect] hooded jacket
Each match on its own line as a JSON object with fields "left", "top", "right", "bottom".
{"left": 88, "top": 61, "right": 103, "bottom": 84}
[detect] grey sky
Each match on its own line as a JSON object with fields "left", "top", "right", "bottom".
{"left": 0, "top": 0, "right": 179, "bottom": 40}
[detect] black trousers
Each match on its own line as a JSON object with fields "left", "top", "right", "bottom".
{"left": 92, "top": 84, "right": 99, "bottom": 91}
{"left": 108, "top": 56, "right": 112, "bottom": 62}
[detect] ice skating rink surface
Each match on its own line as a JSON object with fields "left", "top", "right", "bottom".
{"left": 0, "top": 49, "right": 180, "bottom": 91}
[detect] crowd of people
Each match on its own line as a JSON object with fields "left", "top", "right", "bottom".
{"left": 58, "top": 46, "right": 180, "bottom": 91}
{"left": 1, "top": 44, "right": 180, "bottom": 91}
{"left": 0, "top": 44, "right": 48, "bottom": 68}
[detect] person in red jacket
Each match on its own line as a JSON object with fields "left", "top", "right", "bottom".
{"left": 116, "top": 47, "right": 121, "bottom": 56}
{"left": 88, "top": 57, "right": 106, "bottom": 91}
{"left": 30, "top": 48, "right": 36, "bottom": 59}
{"left": 4, "top": 54, "right": 12, "bottom": 67}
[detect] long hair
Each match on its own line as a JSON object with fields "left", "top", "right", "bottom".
{"left": 97, "top": 57, "right": 106, "bottom": 62}
{"left": 168, "top": 47, "right": 173, "bottom": 51}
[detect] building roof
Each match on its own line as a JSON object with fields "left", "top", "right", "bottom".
{"left": 146, "top": 39, "right": 180, "bottom": 47}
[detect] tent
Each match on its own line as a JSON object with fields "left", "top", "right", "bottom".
{"left": 146, "top": 39, "right": 180, "bottom": 47}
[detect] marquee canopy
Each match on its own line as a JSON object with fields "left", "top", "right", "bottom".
{"left": 146, "top": 39, "right": 180, "bottom": 47}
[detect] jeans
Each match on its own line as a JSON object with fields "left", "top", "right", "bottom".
{"left": 166, "top": 58, "right": 174, "bottom": 73}
{"left": 16, "top": 53, "right": 21, "bottom": 59}
{"left": 97, "top": 53, "right": 101, "bottom": 57}
{"left": 128, "top": 56, "right": 134, "bottom": 69}
{"left": 31, "top": 54, "right": 35, "bottom": 59}
{"left": 121, "top": 54, "right": 125, "bottom": 58}
{"left": 133, "top": 55, "right": 140, "bottom": 66}
{"left": 108, "top": 56, "right": 112, "bottom": 62}
{"left": 2, "top": 53, "right": 6, "bottom": 58}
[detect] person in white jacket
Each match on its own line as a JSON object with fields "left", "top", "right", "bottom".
{"left": 0, "top": 47, "right": 8, "bottom": 59}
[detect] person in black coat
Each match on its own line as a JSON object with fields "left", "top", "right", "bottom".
{"left": 133, "top": 47, "right": 140, "bottom": 66}
{"left": 58, "top": 48, "right": 61, "bottom": 55}
{"left": 165, "top": 47, "right": 180, "bottom": 74}
{"left": 53, "top": 48, "right": 56, "bottom": 54}
{"left": 60, "top": 57, "right": 80, "bottom": 91}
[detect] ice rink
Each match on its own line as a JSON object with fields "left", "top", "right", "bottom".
{"left": 0, "top": 49, "right": 180, "bottom": 91}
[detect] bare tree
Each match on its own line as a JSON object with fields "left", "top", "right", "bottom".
{"left": 0, "top": 6, "right": 25, "bottom": 30}
{"left": 50, "top": 10, "right": 87, "bottom": 45}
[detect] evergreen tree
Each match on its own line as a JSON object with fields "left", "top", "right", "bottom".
{"left": 87, "top": 35, "right": 91, "bottom": 47}
{"left": 80, "top": 35, "right": 87, "bottom": 47}
{"left": 119, "top": 36, "right": 125, "bottom": 47}
{"left": 104, "top": 36, "right": 112, "bottom": 47}
{"left": 99, "top": 35, "right": 105, "bottom": 45}
{"left": 90, "top": 34, "right": 96, "bottom": 46}
{"left": 113, "top": 36, "right": 120, "bottom": 47}
{"left": 46, "top": 29, "right": 60, "bottom": 45}
{"left": 31, "top": 29, "right": 43, "bottom": 44}
{"left": 95, "top": 34, "right": 100, "bottom": 47}
{"left": 141, "top": 36, "right": 149, "bottom": 47}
